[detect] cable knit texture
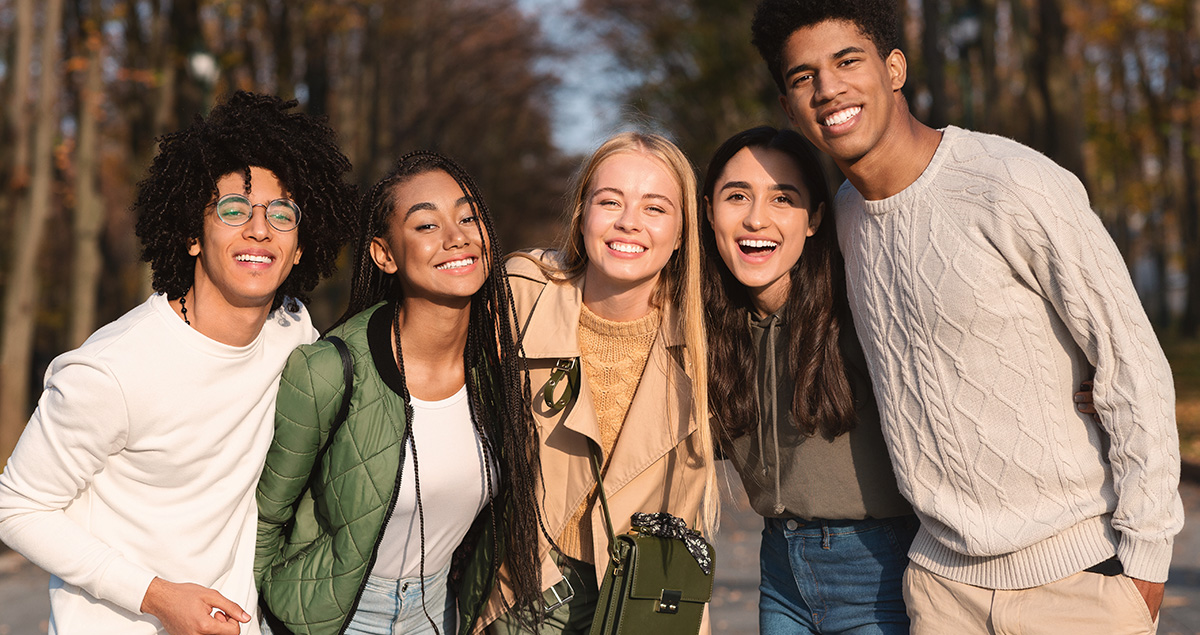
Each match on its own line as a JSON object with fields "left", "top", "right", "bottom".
{"left": 556, "top": 304, "right": 660, "bottom": 562}
{"left": 835, "top": 126, "right": 1182, "bottom": 589}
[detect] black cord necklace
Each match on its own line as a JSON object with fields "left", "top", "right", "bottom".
{"left": 179, "top": 293, "right": 191, "bottom": 326}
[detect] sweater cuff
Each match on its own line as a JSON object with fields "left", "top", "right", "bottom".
{"left": 93, "top": 557, "right": 157, "bottom": 615}
{"left": 1117, "top": 536, "right": 1174, "bottom": 583}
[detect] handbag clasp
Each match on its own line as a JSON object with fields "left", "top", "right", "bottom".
{"left": 656, "top": 589, "right": 682, "bottom": 614}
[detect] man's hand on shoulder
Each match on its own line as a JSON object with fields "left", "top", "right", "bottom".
{"left": 141, "top": 576, "right": 249, "bottom": 635}
{"left": 1129, "top": 577, "right": 1164, "bottom": 621}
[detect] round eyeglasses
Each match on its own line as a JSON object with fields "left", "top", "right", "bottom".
{"left": 214, "top": 193, "right": 301, "bottom": 232}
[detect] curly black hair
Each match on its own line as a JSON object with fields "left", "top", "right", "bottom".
{"left": 341, "top": 151, "right": 545, "bottom": 629}
{"left": 134, "top": 91, "right": 357, "bottom": 312}
{"left": 752, "top": 0, "right": 901, "bottom": 94}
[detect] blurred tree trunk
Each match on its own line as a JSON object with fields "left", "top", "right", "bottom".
{"left": 1181, "top": 0, "right": 1200, "bottom": 336}
{"left": 6, "top": 0, "right": 35, "bottom": 193}
{"left": 920, "top": 0, "right": 948, "bottom": 127}
{"left": 136, "top": 0, "right": 201, "bottom": 299}
{"left": 269, "top": 0, "right": 295, "bottom": 99}
{"left": 1130, "top": 23, "right": 1172, "bottom": 326}
{"left": 169, "top": 0, "right": 206, "bottom": 125}
{"left": 303, "top": 5, "right": 330, "bottom": 117}
{"left": 70, "top": 0, "right": 105, "bottom": 348}
{"left": 974, "top": 0, "right": 1002, "bottom": 133}
{"left": 2, "top": 0, "right": 36, "bottom": 255}
{"left": 1, "top": 0, "right": 65, "bottom": 467}
{"left": 1030, "top": 0, "right": 1086, "bottom": 182}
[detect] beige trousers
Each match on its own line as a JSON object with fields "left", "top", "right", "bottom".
{"left": 904, "top": 562, "right": 1158, "bottom": 635}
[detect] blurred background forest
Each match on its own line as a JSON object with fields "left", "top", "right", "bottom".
{"left": 0, "top": 0, "right": 1197, "bottom": 468}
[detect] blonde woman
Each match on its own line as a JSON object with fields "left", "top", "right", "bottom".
{"left": 483, "top": 132, "right": 717, "bottom": 634}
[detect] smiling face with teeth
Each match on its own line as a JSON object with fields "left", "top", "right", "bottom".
{"left": 580, "top": 151, "right": 684, "bottom": 312}
{"left": 188, "top": 167, "right": 303, "bottom": 313}
{"left": 777, "top": 19, "right": 908, "bottom": 172}
{"left": 369, "top": 169, "right": 488, "bottom": 305}
{"left": 707, "top": 146, "right": 820, "bottom": 315}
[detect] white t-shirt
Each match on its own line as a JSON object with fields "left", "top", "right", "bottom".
{"left": 0, "top": 293, "right": 317, "bottom": 634}
{"left": 371, "top": 385, "right": 498, "bottom": 580}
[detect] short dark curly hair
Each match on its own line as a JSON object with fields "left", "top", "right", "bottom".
{"left": 134, "top": 91, "right": 357, "bottom": 312}
{"left": 752, "top": 0, "right": 901, "bottom": 94}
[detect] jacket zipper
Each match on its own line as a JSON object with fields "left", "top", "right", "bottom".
{"left": 336, "top": 401, "right": 413, "bottom": 635}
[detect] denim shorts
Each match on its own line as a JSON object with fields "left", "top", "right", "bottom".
{"left": 759, "top": 515, "right": 919, "bottom": 634}
{"left": 345, "top": 562, "right": 454, "bottom": 635}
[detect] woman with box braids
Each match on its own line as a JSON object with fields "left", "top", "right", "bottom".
{"left": 256, "top": 151, "right": 543, "bottom": 635}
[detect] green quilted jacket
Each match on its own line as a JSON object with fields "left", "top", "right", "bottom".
{"left": 255, "top": 302, "right": 502, "bottom": 635}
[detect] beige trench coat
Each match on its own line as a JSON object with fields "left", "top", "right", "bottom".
{"left": 478, "top": 251, "right": 709, "bottom": 631}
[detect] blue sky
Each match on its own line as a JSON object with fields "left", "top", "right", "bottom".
{"left": 517, "top": 0, "right": 639, "bottom": 155}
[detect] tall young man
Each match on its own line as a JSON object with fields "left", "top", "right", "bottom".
{"left": 752, "top": 1, "right": 1182, "bottom": 633}
{"left": 0, "top": 92, "right": 356, "bottom": 635}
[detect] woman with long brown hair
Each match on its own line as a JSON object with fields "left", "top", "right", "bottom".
{"left": 701, "top": 126, "right": 916, "bottom": 634}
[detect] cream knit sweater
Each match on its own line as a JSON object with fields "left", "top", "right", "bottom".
{"left": 835, "top": 126, "right": 1182, "bottom": 589}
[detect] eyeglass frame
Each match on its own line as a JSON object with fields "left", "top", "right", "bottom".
{"left": 212, "top": 192, "right": 302, "bottom": 232}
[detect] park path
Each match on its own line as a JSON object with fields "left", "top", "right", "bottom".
{"left": 2, "top": 465, "right": 1198, "bottom": 634}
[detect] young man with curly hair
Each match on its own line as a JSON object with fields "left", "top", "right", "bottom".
{"left": 751, "top": 1, "right": 1181, "bottom": 633}
{"left": 0, "top": 92, "right": 357, "bottom": 635}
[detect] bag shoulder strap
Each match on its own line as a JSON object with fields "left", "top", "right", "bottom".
{"left": 588, "top": 445, "right": 620, "bottom": 566}
{"left": 326, "top": 335, "right": 354, "bottom": 431}
{"left": 312, "top": 335, "right": 353, "bottom": 468}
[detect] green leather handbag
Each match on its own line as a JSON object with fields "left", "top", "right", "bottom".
{"left": 587, "top": 450, "right": 715, "bottom": 635}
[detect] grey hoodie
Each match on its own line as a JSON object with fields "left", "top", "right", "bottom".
{"left": 722, "top": 309, "right": 911, "bottom": 520}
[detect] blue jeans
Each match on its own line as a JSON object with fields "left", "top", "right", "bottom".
{"left": 345, "top": 562, "right": 454, "bottom": 635}
{"left": 759, "top": 515, "right": 918, "bottom": 635}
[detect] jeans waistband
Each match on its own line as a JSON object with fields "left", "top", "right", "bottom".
{"left": 364, "top": 561, "right": 452, "bottom": 593}
{"left": 765, "top": 515, "right": 918, "bottom": 533}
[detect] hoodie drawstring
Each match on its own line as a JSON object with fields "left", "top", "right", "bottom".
{"left": 752, "top": 311, "right": 787, "bottom": 516}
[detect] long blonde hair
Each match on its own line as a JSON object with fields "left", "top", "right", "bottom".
{"left": 525, "top": 131, "right": 719, "bottom": 536}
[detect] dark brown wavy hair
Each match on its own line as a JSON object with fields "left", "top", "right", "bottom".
{"left": 700, "top": 126, "right": 855, "bottom": 441}
{"left": 340, "top": 151, "right": 543, "bottom": 629}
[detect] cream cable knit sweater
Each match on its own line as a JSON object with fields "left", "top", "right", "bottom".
{"left": 835, "top": 126, "right": 1182, "bottom": 589}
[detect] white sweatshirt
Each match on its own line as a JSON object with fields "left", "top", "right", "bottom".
{"left": 0, "top": 293, "right": 316, "bottom": 634}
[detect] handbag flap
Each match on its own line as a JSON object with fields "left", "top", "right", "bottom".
{"left": 625, "top": 534, "right": 715, "bottom": 603}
